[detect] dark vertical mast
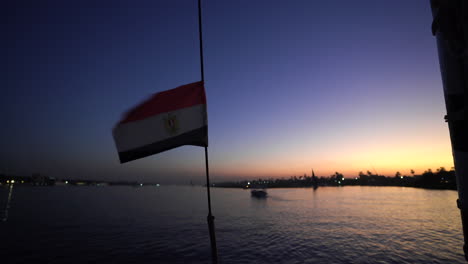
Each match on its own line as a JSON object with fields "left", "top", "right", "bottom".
{"left": 430, "top": 0, "right": 468, "bottom": 260}
{"left": 198, "top": 0, "right": 205, "bottom": 82}
{"left": 198, "top": 0, "right": 218, "bottom": 263}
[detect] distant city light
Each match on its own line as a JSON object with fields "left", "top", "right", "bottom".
{"left": 247, "top": 182, "right": 250, "bottom": 185}
{"left": 65, "top": 181, "right": 68, "bottom": 184}
{"left": 156, "top": 184, "right": 160, "bottom": 187}
{"left": 400, "top": 176, "right": 403, "bottom": 179}
{"left": 10, "top": 180, "right": 15, "bottom": 184}
{"left": 6, "top": 180, "right": 9, "bottom": 184}
{"left": 338, "top": 181, "right": 341, "bottom": 184}
{"left": 140, "top": 183, "right": 143, "bottom": 186}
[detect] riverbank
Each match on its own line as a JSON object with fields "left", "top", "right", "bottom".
{"left": 213, "top": 168, "right": 457, "bottom": 190}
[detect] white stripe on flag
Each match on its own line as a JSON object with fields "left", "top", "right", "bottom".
{"left": 113, "top": 104, "right": 206, "bottom": 152}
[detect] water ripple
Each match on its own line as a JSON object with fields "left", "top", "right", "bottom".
{"left": 0, "top": 186, "right": 464, "bottom": 263}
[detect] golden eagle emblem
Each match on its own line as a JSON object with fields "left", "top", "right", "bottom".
{"left": 164, "top": 114, "right": 179, "bottom": 135}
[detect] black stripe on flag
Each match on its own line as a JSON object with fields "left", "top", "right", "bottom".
{"left": 118, "top": 126, "right": 208, "bottom": 163}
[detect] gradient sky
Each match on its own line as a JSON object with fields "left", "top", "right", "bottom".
{"left": 3, "top": 0, "right": 453, "bottom": 183}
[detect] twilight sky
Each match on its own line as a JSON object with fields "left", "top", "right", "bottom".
{"left": 3, "top": 0, "right": 453, "bottom": 183}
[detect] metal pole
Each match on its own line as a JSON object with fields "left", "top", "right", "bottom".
{"left": 430, "top": 0, "right": 468, "bottom": 260}
{"left": 205, "top": 146, "right": 218, "bottom": 263}
{"left": 198, "top": 0, "right": 218, "bottom": 262}
{"left": 198, "top": 0, "right": 205, "bottom": 82}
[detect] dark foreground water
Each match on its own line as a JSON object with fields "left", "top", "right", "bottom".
{"left": 0, "top": 185, "right": 464, "bottom": 263}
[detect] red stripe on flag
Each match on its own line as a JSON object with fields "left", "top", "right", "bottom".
{"left": 119, "top": 81, "right": 206, "bottom": 124}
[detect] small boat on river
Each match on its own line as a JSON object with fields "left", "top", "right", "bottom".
{"left": 251, "top": 189, "right": 267, "bottom": 198}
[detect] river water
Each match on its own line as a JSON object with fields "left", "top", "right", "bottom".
{"left": 0, "top": 185, "right": 464, "bottom": 263}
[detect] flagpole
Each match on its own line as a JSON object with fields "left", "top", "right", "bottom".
{"left": 204, "top": 146, "right": 218, "bottom": 263}
{"left": 198, "top": 0, "right": 219, "bottom": 263}
{"left": 198, "top": 0, "right": 205, "bottom": 82}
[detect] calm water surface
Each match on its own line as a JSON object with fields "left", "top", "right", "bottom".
{"left": 0, "top": 185, "right": 464, "bottom": 263}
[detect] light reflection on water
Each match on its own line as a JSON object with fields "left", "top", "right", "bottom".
{"left": 0, "top": 185, "right": 464, "bottom": 263}
{"left": 1, "top": 184, "right": 13, "bottom": 222}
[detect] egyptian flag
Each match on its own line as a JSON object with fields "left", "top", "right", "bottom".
{"left": 113, "top": 81, "right": 208, "bottom": 163}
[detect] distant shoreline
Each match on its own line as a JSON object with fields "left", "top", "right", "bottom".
{"left": 212, "top": 185, "right": 457, "bottom": 191}
{"left": 1, "top": 167, "right": 457, "bottom": 191}
{"left": 212, "top": 168, "right": 457, "bottom": 191}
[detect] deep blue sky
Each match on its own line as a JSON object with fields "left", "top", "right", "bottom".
{"left": 3, "top": 0, "right": 452, "bottom": 183}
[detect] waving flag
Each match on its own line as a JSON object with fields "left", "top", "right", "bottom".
{"left": 113, "top": 81, "right": 208, "bottom": 163}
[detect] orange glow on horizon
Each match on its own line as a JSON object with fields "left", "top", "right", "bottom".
{"left": 212, "top": 135, "right": 454, "bottom": 179}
